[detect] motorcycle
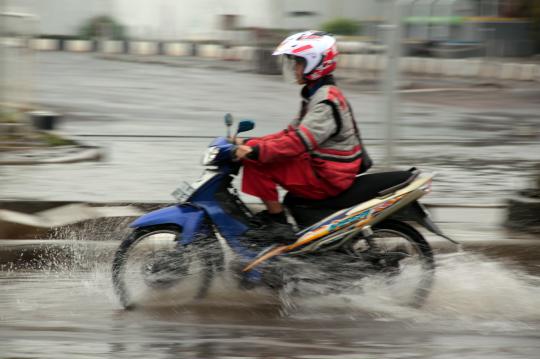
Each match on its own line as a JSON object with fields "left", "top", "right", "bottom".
{"left": 112, "top": 115, "right": 458, "bottom": 309}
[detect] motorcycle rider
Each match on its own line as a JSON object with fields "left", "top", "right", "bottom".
{"left": 235, "top": 31, "right": 368, "bottom": 242}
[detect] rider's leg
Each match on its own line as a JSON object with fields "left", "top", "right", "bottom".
{"left": 261, "top": 200, "right": 288, "bottom": 225}
{"left": 241, "top": 156, "right": 347, "bottom": 241}
{"left": 242, "top": 154, "right": 332, "bottom": 205}
{"left": 262, "top": 200, "right": 283, "bottom": 214}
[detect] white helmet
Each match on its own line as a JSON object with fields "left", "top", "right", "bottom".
{"left": 273, "top": 30, "right": 338, "bottom": 81}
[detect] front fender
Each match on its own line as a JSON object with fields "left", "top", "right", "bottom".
{"left": 129, "top": 204, "right": 205, "bottom": 244}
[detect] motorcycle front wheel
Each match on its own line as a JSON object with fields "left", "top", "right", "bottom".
{"left": 112, "top": 226, "right": 223, "bottom": 309}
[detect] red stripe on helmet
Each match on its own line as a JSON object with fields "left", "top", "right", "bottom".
{"left": 292, "top": 44, "right": 313, "bottom": 54}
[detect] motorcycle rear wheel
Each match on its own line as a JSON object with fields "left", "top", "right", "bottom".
{"left": 112, "top": 226, "right": 223, "bottom": 309}
{"left": 350, "top": 219, "right": 435, "bottom": 307}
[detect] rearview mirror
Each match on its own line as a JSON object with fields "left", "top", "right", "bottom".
{"left": 237, "top": 120, "right": 255, "bottom": 134}
{"left": 224, "top": 113, "right": 233, "bottom": 127}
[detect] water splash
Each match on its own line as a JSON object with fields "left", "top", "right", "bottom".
{"left": 288, "top": 252, "right": 540, "bottom": 330}
{"left": 4, "top": 223, "right": 540, "bottom": 331}
{"left": 426, "top": 252, "right": 540, "bottom": 319}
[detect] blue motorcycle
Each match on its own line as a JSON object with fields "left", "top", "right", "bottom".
{"left": 112, "top": 115, "right": 455, "bottom": 309}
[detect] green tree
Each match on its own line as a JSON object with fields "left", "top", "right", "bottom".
{"left": 321, "top": 18, "right": 361, "bottom": 36}
{"left": 79, "top": 15, "right": 126, "bottom": 40}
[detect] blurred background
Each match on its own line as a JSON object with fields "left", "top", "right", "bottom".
{"left": 2, "top": 0, "right": 540, "bottom": 292}
{"left": 1, "top": 1, "right": 540, "bottom": 358}
{"left": 1, "top": 0, "right": 539, "bottom": 205}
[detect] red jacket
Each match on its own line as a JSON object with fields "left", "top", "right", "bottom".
{"left": 246, "top": 77, "right": 363, "bottom": 196}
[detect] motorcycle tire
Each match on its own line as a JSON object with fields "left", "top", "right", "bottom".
{"left": 369, "top": 219, "right": 435, "bottom": 307}
{"left": 112, "top": 225, "right": 224, "bottom": 309}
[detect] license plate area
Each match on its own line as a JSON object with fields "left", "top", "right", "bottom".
{"left": 172, "top": 182, "right": 197, "bottom": 203}
{"left": 171, "top": 170, "right": 219, "bottom": 203}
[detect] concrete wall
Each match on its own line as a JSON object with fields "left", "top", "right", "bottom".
{"left": 112, "top": 0, "right": 223, "bottom": 40}
{"left": 3, "top": 0, "right": 111, "bottom": 36}
{"left": 270, "top": 0, "right": 380, "bottom": 31}
{"left": 5, "top": 0, "right": 534, "bottom": 57}
{"left": 112, "top": 0, "right": 381, "bottom": 40}
{"left": 3, "top": 0, "right": 383, "bottom": 40}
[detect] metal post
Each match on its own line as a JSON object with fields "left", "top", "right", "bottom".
{"left": 26, "top": 14, "right": 38, "bottom": 111}
{"left": 379, "top": 0, "right": 403, "bottom": 169}
{"left": 0, "top": 0, "right": 6, "bottom": 110}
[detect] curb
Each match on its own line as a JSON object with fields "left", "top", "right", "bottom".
{"left": 0, "top": 128, "right": 105, "bottom": 165}
{"left": 7, "top": 37, "right": 540, "bottom": 82}
{"left": 0, "top": 200, "right": 507, "bottom": 240}
{"left": 0, "top": 200, "right": 510, "bottom": 240}
{"left": 96, "top": 53, "right": 254, "bottom": 73}
{"left": 0, "top": 145, "right": 104, "bottom": 165}
{"left": 337, "top": 53, "right": 540, "bottom": 82}
{"left": 0, "top": 202, "right": 143, "bottom": 239}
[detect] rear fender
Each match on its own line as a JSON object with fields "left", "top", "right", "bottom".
{"left": 129, "top": 205, "right": 206, "bottom": 244}
{"left": 391, "top": 201, "right": 459, "bottom": 244}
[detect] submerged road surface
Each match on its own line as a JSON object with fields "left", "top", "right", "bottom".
{"left": 1, "top": 221, "right": 540, "bottom": 358}
{"left": 1, "top": 53, "right": 540, "bottom": 358}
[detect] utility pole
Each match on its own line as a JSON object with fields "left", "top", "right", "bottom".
{"left": 379, "top": 0, "right": 403, "bottom": 169}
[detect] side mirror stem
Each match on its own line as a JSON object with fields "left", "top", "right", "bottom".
{"left": 224, "top": 113, "right": 234, "bottom": 139}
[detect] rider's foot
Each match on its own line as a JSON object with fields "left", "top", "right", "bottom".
{"left": 249, "top": 210, "right": 287, "bottom": 225}
{"left": 244, "top": 210, "right": 296, "bottom": 244}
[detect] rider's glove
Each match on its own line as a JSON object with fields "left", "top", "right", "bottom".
{"left": 246, "top": 145, "right": 259, "bottom": 160}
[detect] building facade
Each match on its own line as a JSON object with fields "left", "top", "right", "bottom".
{"left": 2, "top": 0, "right": 535, "bottom": 56}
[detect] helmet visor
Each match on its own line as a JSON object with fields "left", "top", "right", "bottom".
{"left": 281, "top": 55, "right": 297, "bottom": 84}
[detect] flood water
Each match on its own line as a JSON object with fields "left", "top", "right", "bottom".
{"left": 2, "top": 53, "right": 540, "bottom": 358}
{"left": 1, "top": 232, "right": 540, "bottom": 359}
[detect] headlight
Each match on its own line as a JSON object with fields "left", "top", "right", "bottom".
{"left": 202, "top": 146, "right": 220, "bottom": 165}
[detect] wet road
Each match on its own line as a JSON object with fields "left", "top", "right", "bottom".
{"left": 1, "top": 224, "right": 540, "bottom": 358}
{"left": 1, "top": 53, "right": 540, "bottom": 358}
{"left": 1, "top": 53, "right": 539, "bottom": 204}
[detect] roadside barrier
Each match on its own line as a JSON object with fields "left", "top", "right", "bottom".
{"left": 101, "top": 40, "right": 124, "bottom": 54}
{"left": 129, "top": 41, "right": 159, "bottom": 56}
{"left": 30, "top": 38, "right": 59, "bottom": 51}
{"left": 65, "top": 40, "right": 94, "bottom": 52}
{"left": 479, "top": 62, "right": 500, "bottom": 79}
{"left": 3, "top": 36, "right": 540, "bottom": 82}
{"left": 163, "top": 42, "right": 192, "bottom": 57}
{"left": 518, "top": 64, "right": 539, "bottom": 81}
{"left": 198, "top": 44, "right": 223, "bottom": 59}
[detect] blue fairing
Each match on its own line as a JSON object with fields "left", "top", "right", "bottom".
{"left": 209, "top": 137, "right": 228, "bottom": 147}
{"left": 189, "top": 172, "right": 248, "bottom": 240}
{"left": 124, "top": 131, "right": 267, "bottom": 284}
{"left": 209, "top": 137, "right": 235, "bottom": 164}
{"left": 129, "top": 205, "right": 205, "bottom": 244}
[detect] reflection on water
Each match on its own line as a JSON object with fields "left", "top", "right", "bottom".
{"left": 1, "top": 238, "right": 540, "bottom": 358}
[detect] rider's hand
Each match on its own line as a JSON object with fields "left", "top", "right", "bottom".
{"left": 235, "top": 145, "right": 253, "bottom": 160}
{"left": 228, "top": 137, "right": 244, "bottom": 145}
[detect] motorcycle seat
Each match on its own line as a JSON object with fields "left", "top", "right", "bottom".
{"left": 284, "top": 169, "right": 418, "bottom": 210}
